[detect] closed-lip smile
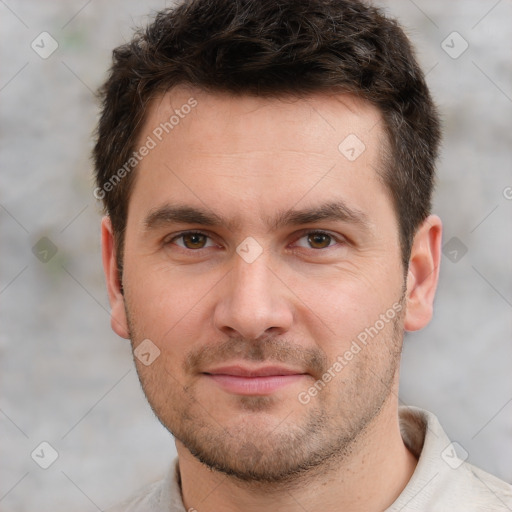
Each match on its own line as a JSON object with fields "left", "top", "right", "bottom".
{"left": 203, "top": 365, "right": 307, "bottom": 377}
{"left": 202, "top": 365, "right": 308, "bottom": 395}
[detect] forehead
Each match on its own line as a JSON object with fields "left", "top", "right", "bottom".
{"left": 143, "top": 86, "right": 383, "bottom": 151}
{"left": 128, "top": 86, "right": 390, "bottom": 230}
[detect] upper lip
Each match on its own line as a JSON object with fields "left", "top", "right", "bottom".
{"left": 203, "top": 365, "right": 307, "bottom": 377}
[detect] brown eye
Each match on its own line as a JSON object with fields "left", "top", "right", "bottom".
{"left": 182, "top": 232, "right": 207, "bottom": 249}
{"left": 169, "top": 231, "right": 214, "bottom": 250}
{"left": 306, "top": 232, "right": 334, "bottom": 249}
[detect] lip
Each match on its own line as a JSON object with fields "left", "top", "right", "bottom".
{"left": 202, "top": 365, "right": 308, "bottom": 395}
{"left": 204, "top": 365, "right": 306, "bottom": 377}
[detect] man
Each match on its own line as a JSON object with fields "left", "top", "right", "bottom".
{"left": 93, "top": 0, "right": 512, "bottom": 510}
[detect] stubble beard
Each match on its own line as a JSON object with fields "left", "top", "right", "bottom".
{"left": 126, "top": 299, "right": 404, "bottom": 488}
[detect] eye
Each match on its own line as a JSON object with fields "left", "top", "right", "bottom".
{"left": 165, "top": 229, "right": 344, "bottom": 253}
{"left": 167, "top": 231, "right": 217, "bottom": 250}
{"left": 293, "top": 230, "right": 343, "bottom": 250}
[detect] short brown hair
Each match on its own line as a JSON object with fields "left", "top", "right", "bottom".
{"left": 93, "top": 0, "right": 441, "bottom": 276}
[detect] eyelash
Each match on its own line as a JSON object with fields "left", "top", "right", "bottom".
{"left": 165, "top": 230, "right": 345, "bottom": 253}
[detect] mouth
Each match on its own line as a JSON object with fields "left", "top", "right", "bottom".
{"left": 202, "top": 365, "right": 309, "bottom": 395}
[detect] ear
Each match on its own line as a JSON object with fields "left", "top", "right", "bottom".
{"left": 101, "top": 216, "right": 130, "bottom": 339}
{"left": 404, "top": 215, "right": 442, "bottom": 332}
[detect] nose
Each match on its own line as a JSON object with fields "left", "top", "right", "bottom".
{"left": 213, "top": 249, "right": 294, "bottom": 341}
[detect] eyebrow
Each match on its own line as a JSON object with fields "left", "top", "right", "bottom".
{"left": 143, "top": 200, "right": 370, "bottom": 233}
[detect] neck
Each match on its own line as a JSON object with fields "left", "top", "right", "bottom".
{"left": 176, "top": 399, "right": 417, "bottom": 512}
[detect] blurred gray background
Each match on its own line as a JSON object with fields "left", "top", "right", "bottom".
{"left": 1, "top": 0, "right": 511, "bottom": 510}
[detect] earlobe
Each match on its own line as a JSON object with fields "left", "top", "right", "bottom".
{"left": 403, "top": 215, "right": 442, "bottom": 332}
{"left": 101, "top": 216, "right": 130, "bottom": 339}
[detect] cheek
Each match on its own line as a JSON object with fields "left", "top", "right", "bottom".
{"left": 126, "top": 262, "right": 201, "bottom": 317}
{"left": 124, "top": 264, "right": 222, "bottom": 361}
{"left": 294, "top": 268, "right": 401, "bottom": 347}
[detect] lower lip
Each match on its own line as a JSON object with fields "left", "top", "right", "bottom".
{"left": 204, "top": 374, "right": 306, "bottom": 395}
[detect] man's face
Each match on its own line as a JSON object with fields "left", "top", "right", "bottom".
{"left": 114, "top": 88, "right": 408, "bottom": 482}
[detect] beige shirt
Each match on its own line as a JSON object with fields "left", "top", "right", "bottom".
{"left": 109, "top": 407, "right": 512, "bottom": 511}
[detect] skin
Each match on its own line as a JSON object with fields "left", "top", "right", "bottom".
{"left": 102, "top": 86, "right": 442, "bottom": 511}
